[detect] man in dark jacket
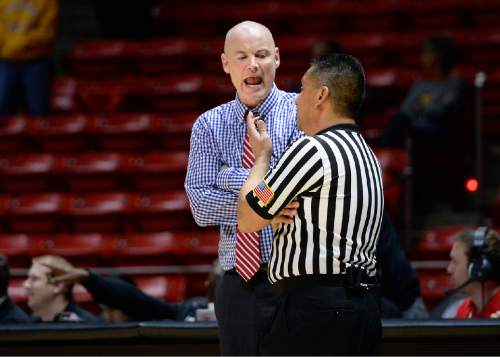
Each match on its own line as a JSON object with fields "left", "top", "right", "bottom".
{"left": 23, "top": 255, "right": 98, "bottom": 322}
{"left": 0, "top": 254, "right": 31, "bottom": 323}
{"left": 42, "top": 260, "right": 205, "bottom": 322}
{"left": 377, "top": 212, "right": 429, "bottom": 319}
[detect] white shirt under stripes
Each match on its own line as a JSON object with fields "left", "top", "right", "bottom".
{"left": 246, "top": 123, "right": 384, "bottom": 283}
{"left": 184, "top": 84, "right": 303, "bottom": 271}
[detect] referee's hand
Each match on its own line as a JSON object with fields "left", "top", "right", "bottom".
{"left": 271, "top": 199, "right": 299, "bottom": 232}
{"left": 246, "top": 111, "right": 272, "bottom": 161}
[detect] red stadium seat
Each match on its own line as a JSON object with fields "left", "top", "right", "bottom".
{"left": 156, "top": 113, "right": 197, "bottom": 150}
{"left": 196, "top": 38, "right": 225, "bottom": 72}
{"left": 350, "top": 1, "right": 402, "bottom": 32}
{"left": 417, "top": 270, "right": 454, "bottom": 307}
{"left": 184, "top": 230, "right": 219, "bottom": 265}
{"left": 155, "top": 3, "right": 219, "bottom": 36}
{"left": 121, "top": 151, "right": 188, "bottom": 191}
{"left": 8, "top": 278, "right": 27, "bottom": 305}
{"left": 77, "top": 79, "right": 130, "bottom": 113}
{"left": 0, "top": 153, "right": 55, "bottom": 192}
{"left": 27, "top": 115, "right": 90, "bottom": 152}
{"left": 412, "top": 225, "right": 475, "bottom": 260}
{"left": 7, "top": 193, "right": 63, "bottom": 233}
{"left": 138, "top": 75, "right": 203, "bottom": 112}
{"left": 29, "top": 233, "right": 108, "bottom": 267}
{"left": 134, "top": 38, "right": 192, "bottom": 74}
{"left": 68, "top": 40, "right": 136, "bottom": 77}
{"left": 0, "top": 116, "right": 30, "bottom": 153}
{"left": 51, "top": 76, "right": 79, "bottom": 113}
{"left": 88, "top": 113, "right": 163, "bottom": 151}
{"left": 109, "top": 232, "right": 188, "bottom": 266}
{"left": 73, "top": 283, "right": 94, "bottom": 306}
{"left": 337, "top": 33, "right": 399, "bottom": 68}
{"left": 202, "top": 74, "right": 235, "bottom": 105}
{"left": 134, "top": 275, "right": 187, "bottom": 303}
{"left": 459, "top": 28, "right": 500, "bottom": 70}
{"left": 275, "top": 71, "right": 301, "bottom": 93}
{"left": 373, "top": 148, "right": 408, "bottom": 176}
{"left": 289, "top": 1, "right": 351, "bottom": 34}
{"left": 128, "top": 191, "right": 192, "bottom": 231}
{"left": 63, "top": 193, "right": 129, "bottom": 233}
{"left": 401, "top": 0, "right": 461, "bottom": 30}
{"left": 462, "top": 0, "right": 500, "bottom": 27}
{"left": 0, "top": 234, "right": 30, "bottom": 267}
{"left": 55, "top": 152, "right": 122, "bottom": 192}
{"left": 275, "top": 35, "right": 321, "bottom": 73}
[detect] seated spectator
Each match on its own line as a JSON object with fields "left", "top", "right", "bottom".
{"left": 447, "top": 228, "right": 500, "bottom": 318}
{"left": 0, "top": 254, "right": 31, "bottom": 323}
{"left": 381, "top": 35, "right": 466, "bottom": 148}
{"left": 0, "top": 0, "right": 58, "bottom": 116}
{"left": 377, "top": 212, "right": 429, "bottom": 319}
{"left": 23, "top": 255, "right": 98, "bottom": 322}
{"left": 42, "top": 260, "right": 207, "bottom": 322}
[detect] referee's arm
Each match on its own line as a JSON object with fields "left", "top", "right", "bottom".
{"left": 237, "top": 117, "right": 274, "bottom": 233}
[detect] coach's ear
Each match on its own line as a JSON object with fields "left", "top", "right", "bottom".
{"left": 221, "top": 53, "right": 230, "bottom": 74}
{"left": 315, "top": 86, "right": 329, "bottom": 108}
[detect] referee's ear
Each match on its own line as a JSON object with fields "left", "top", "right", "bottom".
{"left": 316, "top": 86, "right": 329, "bottom": 107}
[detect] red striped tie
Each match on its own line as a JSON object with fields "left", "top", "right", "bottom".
{"left": 235, "top": 131, "right": 261, "bottom": 281}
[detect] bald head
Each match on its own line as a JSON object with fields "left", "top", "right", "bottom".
{"left": 224, "top": 21, "right": 275, "bottom": 54}
{"left": 221, "top": 21, "right": 280, "bottom": 108}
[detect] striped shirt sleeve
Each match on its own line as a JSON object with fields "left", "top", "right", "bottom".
{"left": 246, "top": 137, "right": 323, "bottom": 220}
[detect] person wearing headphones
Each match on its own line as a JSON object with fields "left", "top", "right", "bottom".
{"left": 447, "top": 227, "right": 500, "bottom": 318}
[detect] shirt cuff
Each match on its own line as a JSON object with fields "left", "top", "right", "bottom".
{"left": 246, "top": 191, "right": 274, "bottom": 220}
{"left": 216, "top": 167, "right": 250, "bottom": 193}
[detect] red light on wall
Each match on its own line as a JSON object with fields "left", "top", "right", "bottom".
{"left": 466, "top": 178, "right": 479, "bottom": 192}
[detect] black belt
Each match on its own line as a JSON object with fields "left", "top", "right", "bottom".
{"left": 274, "top": 268, "right": 379, "bottom": 297}
{"left": 226, "top": 264, "right": 268, "bottom": 274}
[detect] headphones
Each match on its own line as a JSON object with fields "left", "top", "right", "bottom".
{"left": 468, "top": 226, "right": 494, "bottom": 282}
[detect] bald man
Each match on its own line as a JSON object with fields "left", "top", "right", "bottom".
{"left": 185, "top": 21, "right": 302, "bottom": 355}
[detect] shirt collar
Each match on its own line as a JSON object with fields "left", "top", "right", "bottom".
{"left": 234, "top": 84, "right": 279, "bottom": 124}
{"left": 316, "top": 123, "right": 359, "bottom": 136}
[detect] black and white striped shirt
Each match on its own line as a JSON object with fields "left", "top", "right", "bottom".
{"left": 246, "top": 124, "right": 384, "bottom": 283}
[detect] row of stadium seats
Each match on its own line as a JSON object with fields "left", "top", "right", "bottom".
{"left": 0, "top": 231, "right": 217, "bottom": 268}
{"left": 0, "top": 152, "right": 186, "bottom": 192}
{"left": 67, "top": 28, "right": 500, "bottom": 77}
{"left": 152, "top": 0, "right": 500, "bottom": 35}
{"left": 50, "top": 67, "right": 500, "bottom": 115}
{"left": 0, "top": 114, "right": 194, "bottom": 153}
{"left": 0, "top": 191, "right": 192, "bottom": 233}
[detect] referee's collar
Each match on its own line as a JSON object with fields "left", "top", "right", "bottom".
{"left": 234, "top": 84, "right": 279, "bottom": 123}
{"left": 316, "top": 123, "right": 359, "bottom": 135}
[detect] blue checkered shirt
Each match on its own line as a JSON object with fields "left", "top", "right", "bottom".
{"left": 185, "top": 84, "right": 303, "bottom": 271}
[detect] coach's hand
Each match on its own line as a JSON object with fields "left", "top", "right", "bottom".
{"left": 246, "top": 111, "right": 272, "bottom": 161}
{"left": 272, "top": 199, "right": 300, "bottom": 232}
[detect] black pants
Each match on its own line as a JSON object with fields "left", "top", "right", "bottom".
{"left": 261, "top": 277, "right": 382, "bottom": 356}
{"left": 214, "top": 269, "right": 278, "bottom": 356}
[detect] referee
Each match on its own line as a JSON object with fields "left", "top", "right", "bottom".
{"left": 238, "top": 53, "right": 384, "bottom": 355}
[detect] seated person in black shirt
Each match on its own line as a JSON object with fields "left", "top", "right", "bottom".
{"left": 0, "top": 254, "right": 31, "bottom": 323}
{"left": 23, "top": 255, "right": 99, "bottom": 322}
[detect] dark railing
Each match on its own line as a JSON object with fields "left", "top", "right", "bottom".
{"left": 1, "top": 319, "right": 500, "bottom": 356}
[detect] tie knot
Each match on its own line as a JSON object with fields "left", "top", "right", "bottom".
{"left": 244, "top": 110, "right": 262, "bottom": 121}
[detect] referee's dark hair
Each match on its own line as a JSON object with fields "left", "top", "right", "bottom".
{"left": 309, "top": 53, "right": 366, "bottom": 119}
{"left": 0, "top": 254, "right": 10, "bottom": 297}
